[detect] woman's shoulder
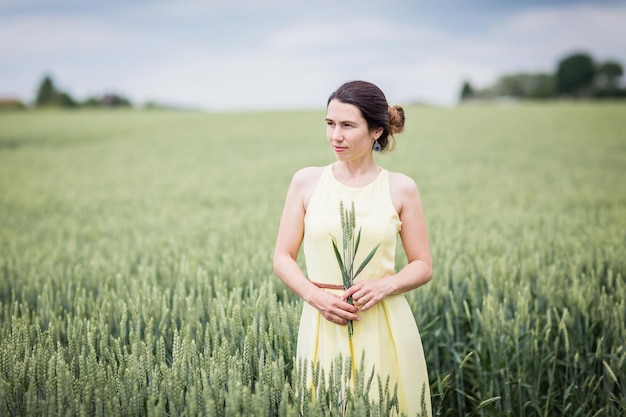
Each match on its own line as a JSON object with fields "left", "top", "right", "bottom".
{"left": 290, "top": 166, "right": 326, "bottom": 209}
{"left": 387, "top": 170, "right": 421, "bottom": 213}
{"left": 387, "top": 170, "right": 419, "bottom": 193}
{"left": 291, "top": 166, "right": 325, "bottom": 186}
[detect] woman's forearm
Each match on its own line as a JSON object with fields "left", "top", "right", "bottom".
{"left": 273, "top": 254, "right": 319, "bottom": 304}
{"left": 387, "top": 259, "right": 432, "bottom": 295}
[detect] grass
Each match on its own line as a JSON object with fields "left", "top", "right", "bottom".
{"left": 0, "top": 103, "right": 625, "bottom": 416}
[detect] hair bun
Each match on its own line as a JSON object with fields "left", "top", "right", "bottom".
{"left": 388, "top": 105, "right": 405, "bottom": 135}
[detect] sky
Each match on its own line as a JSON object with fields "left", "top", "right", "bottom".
{"left": 1, "top": 0, "right": 625, "bottom": 111}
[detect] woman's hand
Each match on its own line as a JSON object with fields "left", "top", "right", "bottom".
{"left": 310, "top": 290, "right": 360, "bottom": 325}
{"left": 341, "top": 279, "right": 395, "bottom": 311}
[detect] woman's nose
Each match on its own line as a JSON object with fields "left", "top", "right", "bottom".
{"left": 332, "top": 126, "right": 343, "bottom": 141}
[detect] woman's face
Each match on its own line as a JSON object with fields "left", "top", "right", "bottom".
{"left": 325, "top": 99, "right": 382, "bottom": 162}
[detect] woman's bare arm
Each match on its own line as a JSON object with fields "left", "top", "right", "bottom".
{"left": 273, "top": 168, "right": 360, "bottom": 324}
{"left": 342, "top": 172, "right": 432, "bottom": 310}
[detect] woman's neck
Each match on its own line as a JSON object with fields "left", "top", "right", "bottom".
{"left": 332, "top": 159, "right": 380, "bottom": 185}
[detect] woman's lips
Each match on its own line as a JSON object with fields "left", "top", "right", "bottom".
{"left": 333, "top": 146, "right": 347, "bottom": 152}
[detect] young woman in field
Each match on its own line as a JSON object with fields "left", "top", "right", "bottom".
{"left": 273, "top": 80, "right": 432, "bottom": 416}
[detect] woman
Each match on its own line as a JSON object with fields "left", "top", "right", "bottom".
{"left": 273, "top": 80, "right": 432, "bottom": 416}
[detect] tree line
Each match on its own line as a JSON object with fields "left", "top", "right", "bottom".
{"left": 33, "top": 75, "right": 133, "bottom": 108}
{"left": 2, "top": 52, "right": 624, "bottom": 112}
{"left": 0, "top": 74, "right": 172, "bottom": 111}
{"left": 460, "top": 51, "right": 625, "bottom": 102}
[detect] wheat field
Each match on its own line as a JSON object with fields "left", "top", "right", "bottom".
{"left": 1, "top": 103, "right": 625, "bottom": 416}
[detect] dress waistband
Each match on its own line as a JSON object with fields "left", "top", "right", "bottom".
{"left": 311, "top": 281, "right": 345, "bottom": 290}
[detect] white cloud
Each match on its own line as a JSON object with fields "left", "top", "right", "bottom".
{"left": 252, "top": 4, "right": 625, "bottom": 106}
{"left": 1, "top": 2, "right": 625, "bottom": 108}
{"left": 0, "top": 15, "right": 144, "bottom": 58}
{"left": 486, "top": 5, "right": 626, "bottom": 65}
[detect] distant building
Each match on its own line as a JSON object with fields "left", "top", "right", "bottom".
{"left": 0, "top": 98, "right": 26, "bottom": 110}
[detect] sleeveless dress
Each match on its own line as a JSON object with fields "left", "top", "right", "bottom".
{"left": 299, "top": 164, "right": 432, "bottom": 417}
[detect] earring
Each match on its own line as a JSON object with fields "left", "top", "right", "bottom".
{"left": 373, "top": 140, "right": 382, "bottom": 152}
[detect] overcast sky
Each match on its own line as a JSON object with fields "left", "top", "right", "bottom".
{"left": 1, "top": 0, "right": 625, "bottom": 110}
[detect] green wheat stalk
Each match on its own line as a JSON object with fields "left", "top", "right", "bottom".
{"left": 331, "top": 200, "right": 381, "bottom": 338}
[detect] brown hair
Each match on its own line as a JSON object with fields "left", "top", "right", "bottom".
{"left": 327, "top": 80, "right": 405, "bottom": 152}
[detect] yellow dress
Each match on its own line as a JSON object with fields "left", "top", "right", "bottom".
{"left": 299, "top": 164, "right": 432, "bottom": 416}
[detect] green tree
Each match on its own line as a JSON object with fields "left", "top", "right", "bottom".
{"left": 459, "top": 80, "right": 474, "bottom": 101}
{"left": 101, "top": 93, "right": 132, "bottom": 107}
{"left": 82, "top": 93, "right": 132, "bottom": 108}
{"left": 493, "top": 73, "right": 555, "bottom": 99}
{"left": 556, "top": 53, "right": 595, "bottom": 97}
{"left": 595, "top": 61, "right": 624, "bottom": 92}
{"left": 35, "top": 75, "right": 57, "bottom": 106}
{"left": 34, "top": 74, "right": 77, "bottom": 108}
{"left": 57, "top": 92, "right": 77, "bottom": 107}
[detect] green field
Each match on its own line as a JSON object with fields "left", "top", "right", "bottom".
{"left": 1, "top": 103, "right": 625, "bottom": 416}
